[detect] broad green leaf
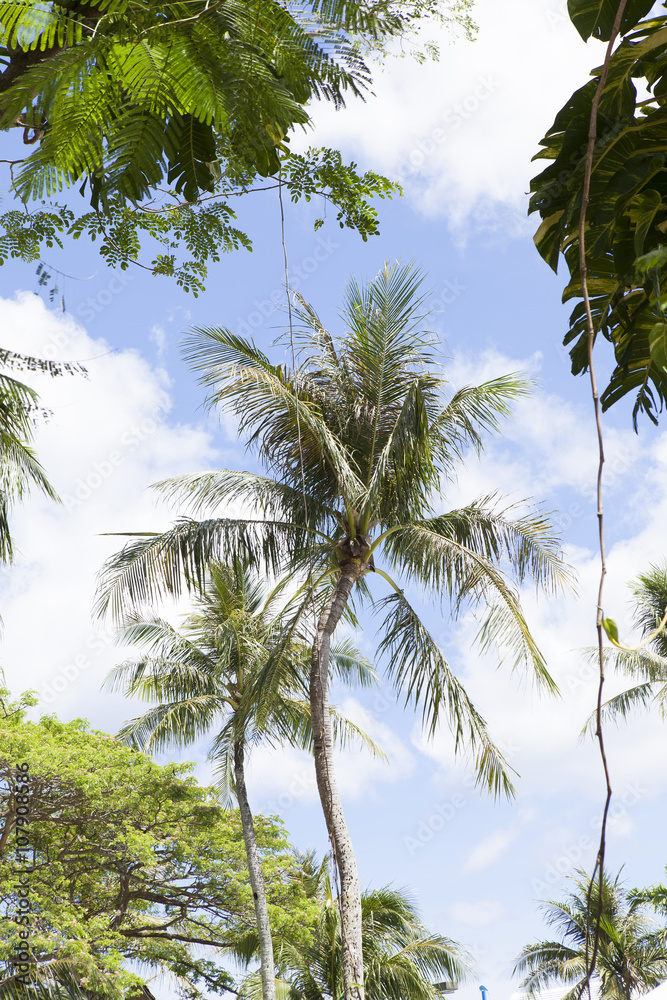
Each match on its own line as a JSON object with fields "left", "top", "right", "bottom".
{"left": 568, "top": 0, "right": 654, "bottom": 41}
{"left": 649, "top": 321, "right": 667, "bottom": 370}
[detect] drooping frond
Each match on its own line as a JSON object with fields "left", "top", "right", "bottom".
{"left": 383, "top": 505, "right": 566, "bottom": 689}
{"left": 374, "top": 590, "right": 516, "bottom": 798}
{"left": 0, "top": 354, "right": 60, "bottom": 562}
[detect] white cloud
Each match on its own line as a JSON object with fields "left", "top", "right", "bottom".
{"left": 449, "top": 899, "right": 507, "bottom": 926}
{"left": 0, "top": 293, "right": 220, "bottom": 725}
{"left": 464, "top": 827, "right": 520, "bottom": 873}
{"left": 304, "top": 0, "right": 604, "bottom": 227}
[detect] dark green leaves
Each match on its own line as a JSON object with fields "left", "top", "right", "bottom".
{"left": 568, "top": 0, "right": 655, "bottom": 40}
{"left": 530, "top": 8, "right": 667, "bottom": 424}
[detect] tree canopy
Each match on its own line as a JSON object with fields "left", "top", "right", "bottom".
{"left": 0, "top": 0, "right": 475, "bottom": 291}
{"left": 0, "top": 683, "right": 316, "bottom": 999}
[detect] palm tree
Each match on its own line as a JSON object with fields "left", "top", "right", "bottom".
{"left": 237, "top": 852, "right": 471, "bottom": 1000}
{"left": 584, "top": 562, "right": 667, "bottom": 728}
{"left": 514, "top": 870, "right": 667, "bottom": 1000}
{"left": 0, "top": 348, "right": 61, "bottom": 561}
{"left": 106, "top": 559, "right": 378, "bottom": 1000}
{"left": 98, "top": 261, "right": 571, "bottom": 1000}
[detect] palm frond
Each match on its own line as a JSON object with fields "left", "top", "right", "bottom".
{"left": 374, "top": 590, "right": 517, "bottom": 798}
{"left": 384, "top": 513, "right": 561, "bottom": 690}
{"left": 96, "top": 516, "right": 312, "bottom": 620}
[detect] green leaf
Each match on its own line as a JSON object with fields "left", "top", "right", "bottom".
{"left": 567, "top": 0, "right": 655, "bottom": 41}
{"left": 648, "top": 321, "right": 667, "bottom": 370}
{"left": 602, "top": 616, "right": 620, "bottom": 643}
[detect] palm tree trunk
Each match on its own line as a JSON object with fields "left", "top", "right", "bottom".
{"left": 233, "top": 737, "right": 276, "bottom": 1000}
{"left": 309, "top": 565, "right": 364, "bottom": 1000}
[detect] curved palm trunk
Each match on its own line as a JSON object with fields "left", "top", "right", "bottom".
{"left": 233, "top": 738, "right": 276, "bottom": 1000}
{"left": 309, "top": 565, "right": 364, "bottom": 1000}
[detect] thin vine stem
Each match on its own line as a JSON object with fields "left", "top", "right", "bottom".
{"left": 577, "top": 0, "right": 629, "bottom": 992}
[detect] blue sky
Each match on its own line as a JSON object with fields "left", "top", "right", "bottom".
{"left": 2, "top": 3, "right": 667, "bottom": 1000}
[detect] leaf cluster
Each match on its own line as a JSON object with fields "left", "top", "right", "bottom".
{"left": 530, "top": 0, "right": 667, "bottom": 425}
{"left": 0, "top": 149, "right": 401, "bottom": 292}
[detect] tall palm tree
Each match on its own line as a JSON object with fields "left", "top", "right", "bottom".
{"left": 0, "top": 349, "right": 61, "bottom": 561}
{"left": 98, "top": 261, "right": 571, "bottom": 1000}
{"left": 514, "top": 870, "right": 667, "bottom": 1000}
{"left": 106, "top": 559, "right": 378, "bottom": 1000}
{"left": 236, "top": 852, "right": 471, "bottom": 1000}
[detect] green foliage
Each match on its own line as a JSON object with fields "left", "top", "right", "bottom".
{"left": 530, "top": 2, "right": 667, "bottom": 425}
{"left": 0, "top": 684, "right": 316, "bottom": 999}
{"left": 514, "top": 869, "right": 667, "bottom": 1000}
{"left": 252, "top": 854, "right": 472, "bottom": 1000}
{"left": 98, "top": 261, "right": 572, "bottom": 798}
{"left": 282, "top": 149, "right": 399, "bottom": 241}
{"left": 0, "top": 150, "right": 400, "bottom": 292}
{"left": 0, "top": 0, "right": 366, "bottom": 205}
{"left": 0, "top": 206, "right": 73, "bottom": 264}
{"left": 0, "top": 0, "right": 473, "bottom": 285}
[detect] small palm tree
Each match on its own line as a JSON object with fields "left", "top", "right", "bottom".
{"left": 236, "top": 852, "right": 471, "bottom": 1000}
{"left": 98, "top": 261, "right": 572, "bottom": 1000}
{"left": 106, "top": 559, "right": 378, "bottom": 1000}
{"left": 514, "top": 870, "right": 667, "bottom": 1000}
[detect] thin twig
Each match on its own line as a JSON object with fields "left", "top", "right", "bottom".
{"left": 578, "top": 1, "right": 629, "bottom": 993}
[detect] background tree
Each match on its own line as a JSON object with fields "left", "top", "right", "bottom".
{"left": 514, "top": 870, "right": 667, "bottom": 1000}
{"left": 106, "top": 559, "right": 379, "bottom": 1000}
{"left": 98, "top": 261, "right": 571, "bottom": 1000}
{"left": 0, "top": 683, "right": 316, "bottom": 999}
{"left": 631, "top": 863, "right": 667, "bottom": 930}
{"left": 582, "top": 561, "right": 667, "bottom": 727}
